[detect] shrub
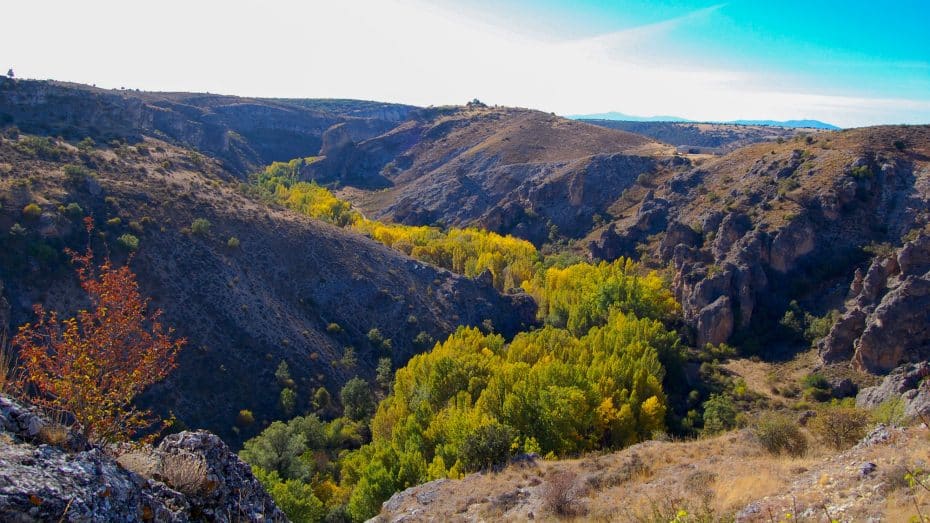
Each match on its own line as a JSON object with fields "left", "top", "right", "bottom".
{"left": 77, "top": 137, "right": 96, "bottom": 151}
{"left": 809, "top": 403, "right": 870, "bottom": 449}
{"left": 752, "top": 412, "right": 808, "bottom": 456}
{"left": 702, "top": 393, "right": 737, "bottom": 434}
{"left": 312, "top": 387, "right": 331, "bottom": 412}
{"left": 162, "top": 454, "right": 209, "bottom": 496}
{"left": 801, "top": 373, "right": 832, "bottom": 401}
{"left": 872, "top": 397, "right": 907, "bottom": 426}
{"left": 804, "top": 310, "right": 838, "bottom": 343}
{"left": 117, "top": 233, "right": 139, "bottom": 251}
{"left": 64, "top": 203, "right": 83, "bottom": 218}
{"left": 542, "top": 470, "right": 586, "bottom": 517}
{"left": 413, "top": 331, "right": 434, "bottom": 349}
{"left": 22, "top": 203, "right": 42, "bottom": 219}
{"left": 849, "top": 165, "right": 874, "bottom": 179}
{"left": 106, "top": 217, "right": 122, "bottom": 227}
{"left": 63, "top": 164, "right": 92, "bottom": 184}
{"left": 227, "top": 236, "right": 240, "bottom": 249}
{"left": 280, "top": 388, "right": 297, "bottom": 416}
{"left": 15, "top": 136, "right": 63, "bottom": 160}
{"left": 11, "top": 219, "right": 185, "bottom": 443}
{"left": 253, "top": 469, "right": 326, "bottom": 523}
{"left": 275, "top": 361, "right": 295, "bottom": 388}
{"left": 191, "top": 218, "right": 211, "bottom": 236}
{"left": 9, "top": 223, "right": 27, "bottom": 236}
{"left": 236, "top": 409, "right": 255, "bottom": 427}
{"left": 340, "top": 346, "right": 358, "bottom": 369}
{"left": 893, "top": 140, "right": 906, "bottom": 151}
{"left": 459, "top": 423, "right": 515, "bottom": 472}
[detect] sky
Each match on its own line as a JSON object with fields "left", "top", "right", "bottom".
{"left": 2, "top": 0, "right": 929, "bottom": 127}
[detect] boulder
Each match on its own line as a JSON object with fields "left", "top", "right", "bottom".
{"left": 818, "top": 309, "right": 866, "bottom": 362}
{"left": 857, "top": 362, "right": 930, "bottom": 419}
{"left": 658, "top": 222, "right": 701, "bottom": 259}
{"left": 0, "top": 394, "right": 285, "bottom": 522}
{"left": 853, "top": 272, "right": 930, "bottom": 373}
{"left": 898, "top": 234, "right": 930, "bottom": 276}
{"left": 696, "top": 296, "right": 734, "bottom": 348}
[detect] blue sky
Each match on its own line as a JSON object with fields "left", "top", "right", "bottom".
{"left": 2, "top": 0, "right": 928, "bottom": 127}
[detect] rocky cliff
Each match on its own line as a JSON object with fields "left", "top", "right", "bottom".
{"left": 0, "top": 394, "right": 284, "bottom": 522}
{"left": 588, "top": 125, "right": 930, "bottom": 357}
{"left": 819, "top": 234, "right": 930, "bottom": 372}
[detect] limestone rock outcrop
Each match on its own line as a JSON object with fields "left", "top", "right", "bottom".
{"left": 0, "top": 395, "right": 285, "bottom": 522}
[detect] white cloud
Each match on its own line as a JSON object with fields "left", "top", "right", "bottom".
{"left": 1, "top": 0, "right": 927, "bottom": 127}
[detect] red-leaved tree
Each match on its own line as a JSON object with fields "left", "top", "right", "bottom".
{"left": 13, "top": 218, "right": 185, "bottom": 443}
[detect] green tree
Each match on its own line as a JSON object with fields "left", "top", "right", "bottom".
{"left": 275, "top": 361, "right": 294, "bottom": 388}
{"left": 376, "top": 358, "right": 393, "bottom": 390}
{"left": 240, "top": 421, "right": 309, "bottom": 479}
{"left": 702, "top": 393, "right": 737, "bottom": 434}
{"left": 459, "top": 423, "right": 515, "bottom": 472}
{"left": 280, "top": 387, "right": 297, "bottom": 416}
{"left": 341, "top": 377, "right": 375, "bottom": 421}
{"left": 312, "top": 387, "right": 331, "bottom": 412}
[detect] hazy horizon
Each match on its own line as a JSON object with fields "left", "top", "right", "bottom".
{"left": 2, "top": 0, "right": 929, "bottom": 128}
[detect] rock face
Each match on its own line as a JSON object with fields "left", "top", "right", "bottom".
{"left": 588, "top": 126, "right": 930, "bottom": 353}
{"left": 819, "top": 234, "right": 930, "bottom": 373}
{"left": 0, "top": 395, "right": 285, "bottom": 522}
{"left": 857, "top": 362, "right": 930, "bottom": 418}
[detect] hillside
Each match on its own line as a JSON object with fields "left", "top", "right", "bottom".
{"left": 375, "top": 421, "right": 924, "bottom": 522}
{"left": 0, "top": 131, "right": 534, "bottom": 445}
{"left": 588, "top": 125, "right": 930, "bottom": 366}
{"left": 579, "top": 120, "right": 815, "bottom": 153}
{"left": 302, "top": 104, "right": 675, "bottom": 244}
{"left": 0, "top": 77, "right": 415, "bottom": 175}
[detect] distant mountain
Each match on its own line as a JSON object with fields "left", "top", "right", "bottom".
{"left": 567, "top": 111, "right": 690, "bottom": 122}
{"left": 729, "top": 119, "right": 841, "bottom": 130}
{"left": 569, "top": 111, "right": 840, "bottom": 130}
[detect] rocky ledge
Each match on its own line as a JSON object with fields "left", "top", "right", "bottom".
{"left": 0, "top": 395, "right": 285, "bottom": 522}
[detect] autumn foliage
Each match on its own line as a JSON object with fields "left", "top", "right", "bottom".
{"left": 12, "top": 218, "right": 185, "bottom": 443}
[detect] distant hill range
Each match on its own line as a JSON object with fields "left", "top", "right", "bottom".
{"left": 568, "top": 111, "right": 840, "bottom": 130}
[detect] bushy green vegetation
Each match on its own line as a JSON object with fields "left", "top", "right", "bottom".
{"left": 241, "top": 414, "right": 364, "bottom": 521}
{"left": 22, "top": 203, "right": 42, "bottom": 219}
{"left": 191, "top": 218, "right": 211, "bottom": 236}
{"left": 117, "top": 233, "right": 140, "bottom": 251}
{"left": 752, "top": 411, "right": 808, "bottom": 456}
{"left": 240, "top": 158, "right": 686, "bottom": 521}
{"left": 809, "top": 400, "right": 870, "bottom": 450}
{"left": 240, "top": 256, "right": 681, "bottom": 521}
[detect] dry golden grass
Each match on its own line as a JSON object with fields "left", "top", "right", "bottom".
{"left": 378, "top": 422, "right": 930, "bottom": 522}
{"left": 161, "top": 453, "right": 211, "bottom": 496}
